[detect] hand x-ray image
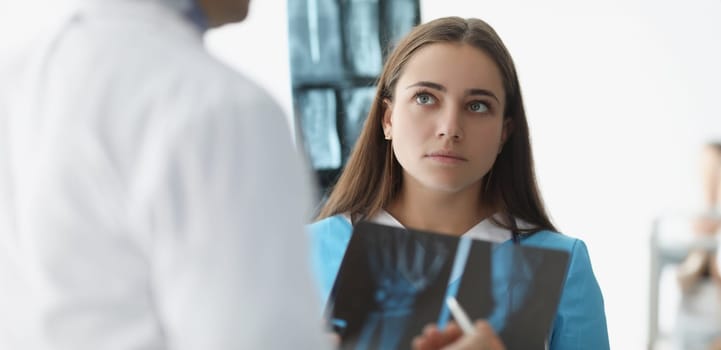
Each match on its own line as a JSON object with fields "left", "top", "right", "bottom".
{"left": 327, "top": 222, "right": 570, "bottom": 350}
{"left": 327, "top": 222, "right": 460, "bottom": 350}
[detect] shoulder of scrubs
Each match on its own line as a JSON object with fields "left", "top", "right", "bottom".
{"left": 307, "top": 214, "right": 353, "bottom": 304}
{"left": 522, "top": 231, "right": 610, "bottom": 350}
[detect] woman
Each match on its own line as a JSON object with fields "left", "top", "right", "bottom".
{"left": 308, "top": 16, "right": 609, "bottom": 349}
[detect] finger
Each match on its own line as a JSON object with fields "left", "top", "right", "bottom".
{"left": 474, "top": 320, "right": 491, "bottom": 332}
{"left": 412, "top": 335, "right": 428, "bottom": 350}
{"left": 328, "top": 333, "right": 340, "bottom": 347}
{"left": 413, "top": 323, "right": 443, "bottom": 350}
{"left": 440, "top": 322, "right": 463, "bottom": 343}
{"left": 441, "top": 333, "right": 482, "bottom": 350}
{"left": 488, "top": 335, "right": 506, "bottom": 350}
{"left": 473, "top": 322, "right": 505, "bottom": 350}
{"left": 416, "top": 322, "right": 462, "bottom": 349}
{"left": 414, "top": 322, "right": 469, "bottom": 349}
{"left": 423, "top": 324, "right": 439, "bottom": 336}
{"left": 440, "top": 321, "right": 503, "bottom": 350}
{"left": 412, "top": 333, "right": 446, "bottom": 350}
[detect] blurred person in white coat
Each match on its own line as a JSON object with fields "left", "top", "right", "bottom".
{"left": 0, "top": 0, "right": 330, "bottom": 349}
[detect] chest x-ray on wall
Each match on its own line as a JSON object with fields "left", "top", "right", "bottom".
{"left": 287, "top": 0, "right": 420, "bottom": 205}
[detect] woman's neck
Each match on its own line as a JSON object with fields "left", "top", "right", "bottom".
{"left": 385, "top": 180, "right": 491, "bottom": 237}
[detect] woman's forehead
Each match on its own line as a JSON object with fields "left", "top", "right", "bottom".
{"left": 395, "top": 42, "right": 505, "bottom": 98}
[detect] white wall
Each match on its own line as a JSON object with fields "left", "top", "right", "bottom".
{"left": 4, "top": 0, "right": 721, "bottom": 348}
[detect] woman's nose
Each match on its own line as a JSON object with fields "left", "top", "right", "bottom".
{"left": 437, "top": 108, "right": 463, "bottom": 141}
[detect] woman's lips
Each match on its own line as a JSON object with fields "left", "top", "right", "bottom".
{"left": 425, "top": 151, "right": 467, "bottom": 164}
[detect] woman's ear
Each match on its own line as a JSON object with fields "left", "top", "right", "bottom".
{"left": 382, "top": 99, "right": 393, "bottom": 140}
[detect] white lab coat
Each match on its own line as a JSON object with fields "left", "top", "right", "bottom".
{"left": 0, "top": 1, "right": 329, "bottom": 349}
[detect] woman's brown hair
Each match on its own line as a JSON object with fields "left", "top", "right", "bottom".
{"left": 316, "top": 16, "right": 556, "bottom": 234}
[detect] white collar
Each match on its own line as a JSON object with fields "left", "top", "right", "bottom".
{"left": 344, "top": 210, "right": 513, "bottom": 243}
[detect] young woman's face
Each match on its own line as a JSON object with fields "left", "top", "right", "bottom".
{"left": 383, "top": 42, "right": 510, "bottom": 195}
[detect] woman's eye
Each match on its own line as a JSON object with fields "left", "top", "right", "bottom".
{"left": 468, "top": 101, "right": 489, "bottom": 113}
{"left": 415, "top": 93, "right": 436, "bottom": 105}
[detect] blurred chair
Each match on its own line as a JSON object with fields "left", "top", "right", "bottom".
{"left": 649, "top": 214, "right": 719, "bottom": 350}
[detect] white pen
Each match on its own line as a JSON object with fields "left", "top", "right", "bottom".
{"left": 446, "top": 296, "right": 477, "bottom": 335}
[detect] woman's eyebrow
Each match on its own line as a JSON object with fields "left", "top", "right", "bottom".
{"left": 467, "top": 89, "right": 499, "bottom": 103}
{"left": 406, "top": 81, "right": 445, "bottom": 91}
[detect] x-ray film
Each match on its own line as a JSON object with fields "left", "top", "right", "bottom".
{"left": 296, "top": 89, "right": 341, "bottom": 169}
{"left": 327, "top": 222, "right": 570, "bottom": 350}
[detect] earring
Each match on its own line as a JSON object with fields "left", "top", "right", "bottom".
{"left": 384, "top": 134, "right": 391, "bottom": 140}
